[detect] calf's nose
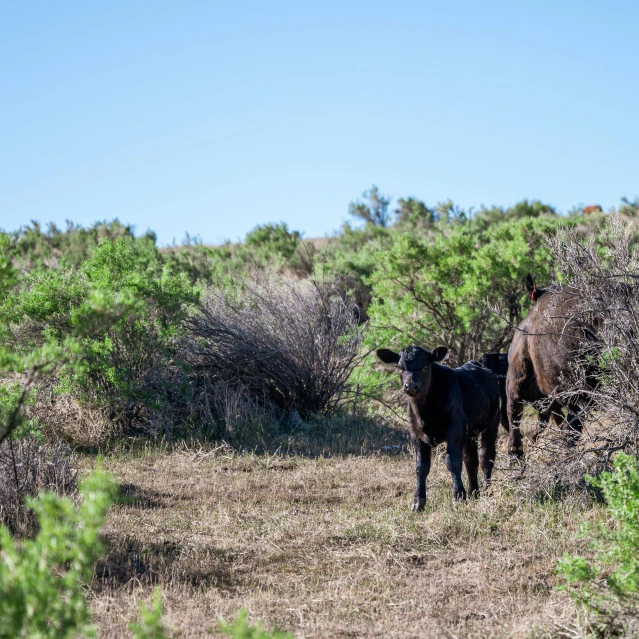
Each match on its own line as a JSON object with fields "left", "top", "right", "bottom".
{"left": 404, "top": 382, "right": 419, "bottom": 393}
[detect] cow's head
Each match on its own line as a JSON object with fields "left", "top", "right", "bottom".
{"left": 376, "top": 345, "right": 448, "bottom": 398}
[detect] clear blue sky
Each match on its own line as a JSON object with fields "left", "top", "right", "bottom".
{"left": 1, "top": 1, "right": 638, "bottom": 245}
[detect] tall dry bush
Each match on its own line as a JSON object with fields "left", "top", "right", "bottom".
{"left": 549, "top": 216, "right": 639, "bottom": 454}
{"left": 185, "top": 275, "right": 362, "bottom": 432}
{"left": 517, "top": 215, "right": 639, "bottom": 490}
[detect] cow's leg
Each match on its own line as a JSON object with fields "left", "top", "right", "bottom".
{"left": 566, "top": 403, "right": 584, "bottom": 444}
{"left": 445, "top": 437, "right": 466, "bottom": 500}
{"left": 412, "top": 437, "right": 431, "bottom": 511}
{"left": 532, "top": 401, "right": 563, "bottom": 442}
{"left": 499, "top": 381, "right": 509, "bottom": 433}
{"left": 549, "top": 402, "right": 565, "bottom": 428}
{"left": 532, "top": 407, "right": 551, "bottom": 442}
{"left": 479, "top": 428, "right": 497, "bottom": 487}
{"left": 463, "top": 440, "right": 480, "bottom": 498}
{"left": 506, "top": 354, "right": 536, "bottom": 458}
{"left": 506, "top": 393, "right": 525, "bottom": 458}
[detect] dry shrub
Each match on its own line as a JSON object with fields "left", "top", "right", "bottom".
{"left": 25, "top": 385, "right": 117, "bottom": 448}
{"left": 512, "top": 215, "right": 639, "bottom": 492}
{"left": 22, "top": 373, "right": 185, "bottom": 448}
{"left": 549, "top": 216, "right": 639, "bottom": 454}
{"left": 0, "top": 438, "right": 77, "bottom": 536}
{"left": 185, "top": 275, "right": 362, "bottom": 432}
{"left": 506, "top": 434, "right": 596, "bottom": 505}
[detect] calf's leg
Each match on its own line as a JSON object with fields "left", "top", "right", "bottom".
{"left": 463, "top": 440, "right": 480, "bottom": 498}
{"left": 479, "top": 428, "right": 497, "bottom": 486}
{"left": 445, "top": 439, "right": 466, "bottom": 500}
{"left": 412, "top": 437, "right": 431, "bottom": 511}
{"left": 498, "top": 380, "right": 509, "bottom": 433}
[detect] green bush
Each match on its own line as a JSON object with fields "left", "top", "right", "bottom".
{"left": 165, "top": 222, "right": 312, "bottom": 289}
{"left": 244, "top": 223, "right": 301, "bottom": 261}
{"left": 0, "top": 468, "right": 170, "bottom": 638}
{"left": 0, "top": 234, "right": 18, "bottom": 295}
{"left": 0, "top": 250, "right": 86, "bottom": 531}
{"left": 0, "top": 468, "right": 116, "bottom": 638}
{"left": 3, "top": 219, "right": 155, "bottom": 272}
{"left": 163, "top": 235, "right": 222, "bottom": 285}
{"left": 345, "top": 216, "right": 572, "bottom": 401}
{"left": 557, "top": 453, "right": 639, "bottom": 636}
{"left": 129, "top": 589, "right": 168, "bottom": 639}
{"left": 1, "top": 236, "right": 199, "bottom": 436}
{"left": 362, "top": 217, "right": 567, "bottom": 364}
{"left": 218, "top": 609, "right": 293, "bottom": 639}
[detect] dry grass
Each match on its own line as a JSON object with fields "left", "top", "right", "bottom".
{"left": 86, "top": 422, "right": 602, "bottom": 639}
{"left": 27, "top": 390, "right": 117, "bottom": 448}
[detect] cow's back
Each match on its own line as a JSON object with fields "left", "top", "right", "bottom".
{"left": 455, "top": 363, "right": 500, "bottom": 431}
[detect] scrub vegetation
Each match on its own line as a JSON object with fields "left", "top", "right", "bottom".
{"left": 1, "top": 190, "right": 639, "bottom": 637}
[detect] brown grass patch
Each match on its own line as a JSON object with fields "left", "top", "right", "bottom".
{"left": 88, "top": 426, "right": 600, "bottom": 638}
{"left": 26, "top": 387, "right": 117, "bottom": 448}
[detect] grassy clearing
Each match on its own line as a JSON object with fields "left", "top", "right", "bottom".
{"left": 87, "top": 423, "right": 602, "bottom": 639}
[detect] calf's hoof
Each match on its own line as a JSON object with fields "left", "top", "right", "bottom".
{"left": 411, "top": 498, "right": 426, "bottom": 511}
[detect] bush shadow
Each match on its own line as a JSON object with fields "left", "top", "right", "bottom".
{"left": 182, "top": 412, "right": 410, "bottom": 458}
{"left": 93, "top": 535, "right": 241, "bottom": 592}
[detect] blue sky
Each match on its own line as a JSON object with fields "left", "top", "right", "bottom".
{"left": 1, "top": 1, "right": 638, "bottom": 245}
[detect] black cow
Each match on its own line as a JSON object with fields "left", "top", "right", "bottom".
{"left": 377, "top": 345, "right": 500, "bottom": 509}
{"left": 478, "top": 352, "right": 509, "bottom": 434}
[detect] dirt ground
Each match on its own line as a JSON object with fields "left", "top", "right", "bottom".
{"left": 89, "top": 432, "right": 600, "bottom": 639}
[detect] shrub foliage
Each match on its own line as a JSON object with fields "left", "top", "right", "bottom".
{"left": 0, "top": 469, "right": 116, "bottom": 638}
{"left": 557, "top": 453, "right": 639, "bottom": 636}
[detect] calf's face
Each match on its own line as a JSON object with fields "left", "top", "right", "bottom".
{"left": 376, "top": 345, "right": 448, "bottom": 398}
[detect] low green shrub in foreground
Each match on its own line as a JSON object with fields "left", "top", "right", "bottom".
{"left": 0, "top": 468, "right": 173, "bottom": 639}
{"left": 0, "top": 469, "right": 116, "bottom": 638}
{"left": 557, "top": 453, "right": 639, "bottom": 636}
{"left": 129, "top": 588, "right": 168, "bottom": 639}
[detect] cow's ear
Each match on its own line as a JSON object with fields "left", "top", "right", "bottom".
{"left": 376, "top": 348, "right": 400, "bottom": 365}
{"left": 525, "top": 273, "right": 535, "bottom": 294}
{"left": 431, "top": 347, "right": 448, "bottom": 362}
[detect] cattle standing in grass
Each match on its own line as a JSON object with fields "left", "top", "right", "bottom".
{"left": 506, "top": 285, "right": 595, "bottom": 457}
{"left": 478, "top": 352, "right": 509, "bottom": 434}
{"left": 377, "top": 346, "right": 500, "bottom": 509}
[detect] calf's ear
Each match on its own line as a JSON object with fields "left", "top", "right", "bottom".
{"left": 431, "top": 346, "right": 448, "bottom": 362}
{"left": 376, "top": 348, "right": 400, "bottom": 365}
